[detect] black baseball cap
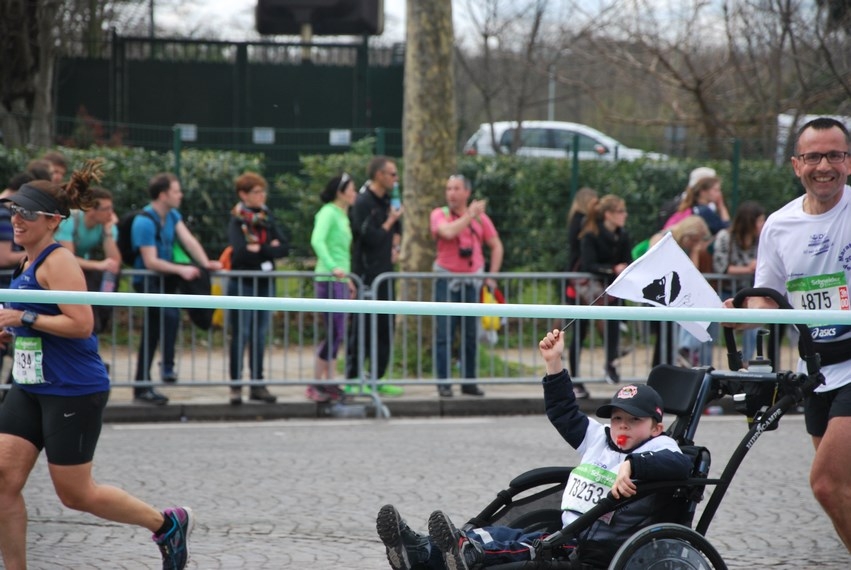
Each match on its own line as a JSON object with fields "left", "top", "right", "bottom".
{"left": 597, "top": 384, "right": 664, "bottom": 422}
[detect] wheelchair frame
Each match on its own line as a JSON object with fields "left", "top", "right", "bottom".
{"left": 463, "top": 287, "right": 826, "bottom": 569}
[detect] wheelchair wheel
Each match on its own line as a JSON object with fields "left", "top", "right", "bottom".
{"left": 608, "top": 523, "right": 727, "bottom": 570}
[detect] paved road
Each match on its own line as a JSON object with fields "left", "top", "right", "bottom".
{"left": 20, "top": 414, "right": 849, "bottom": 569}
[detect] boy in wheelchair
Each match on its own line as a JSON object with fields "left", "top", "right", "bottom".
{"left": 377, "top": 329, "right": 694, "bottom": 569}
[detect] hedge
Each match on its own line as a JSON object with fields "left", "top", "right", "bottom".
{"left": 0, "top": 143, "right": 802, "bottom": 272}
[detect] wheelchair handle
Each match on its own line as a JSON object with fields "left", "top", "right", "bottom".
{"left": 729, "top": 287, "right": 821, "bottom": 376}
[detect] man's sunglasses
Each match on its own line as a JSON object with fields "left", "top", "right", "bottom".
{"left": 7, "top": 204, "right": 66, "bottom": 221}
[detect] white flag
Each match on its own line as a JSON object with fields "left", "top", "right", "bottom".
{"left": 606, "top": 232, "right": 722, "bottom": 342}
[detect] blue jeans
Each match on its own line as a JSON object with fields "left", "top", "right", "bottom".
{"left": 345, "top": 278, "right": 394, "bottom": 380}
{"left": 461, "top": 526, "right": 574, "bottom": 566}
{"left": 678, "top": 323, "right": 715, "bottom": 367}
{"left": 434, "top": 277, "right": 479, "bottom": 381}
{"left": 741, "top": 328, "right": 757, "bottom": 363}
{"left": 228, "top": 278, "right": 272, "bottom": 381}
{"left": 133, "top": 276, "right": 179, "bottom": 386}
{"left": 719, "top": 291, "right": 757, "bottom": 363}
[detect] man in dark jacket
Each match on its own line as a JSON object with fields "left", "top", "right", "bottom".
{"left": 345, "top": 156, "right": 403, "bottom": 393}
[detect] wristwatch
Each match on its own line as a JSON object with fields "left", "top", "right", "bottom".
{"left": 20, "top": 310, "right": 38, "bottom": 327}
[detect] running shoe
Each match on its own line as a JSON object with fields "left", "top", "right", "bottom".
{"left": 344, "top": 384, "right": 372, "bottom": 396}
{"left": 376, "top": 383, "right": 405, "bottom": 397}
{"left": 249, "top": 386, "right": 277, "bottom": 403}
{"left": 154, "top": 506, "right": 194, "bottom": 570}
{"left": 324, "top": 385, "right": 346, "bottom": 402}
{"left": 134, "top": 388, "right": 169, "bottom": 406}
{"left": 604, "top": 362, "right": 620, "bottom": 384}
{"left": 306, "top": 385, "right": 331, "bottom": 402}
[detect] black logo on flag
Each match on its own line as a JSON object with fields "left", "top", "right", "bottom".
{"left": 642, "top": 272, "right": 682, "bottom": 306}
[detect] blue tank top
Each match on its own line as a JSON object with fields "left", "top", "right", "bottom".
{"left": 8, "top": 243, "right": 110, "bottom": 395}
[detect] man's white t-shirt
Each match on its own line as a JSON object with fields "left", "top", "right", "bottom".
{"left": 755, "top": 185, "right": 851, "bottom": 391}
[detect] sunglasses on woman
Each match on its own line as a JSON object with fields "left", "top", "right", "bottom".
{"left": 7, "top": 204, "right": 66, "bottom": 221}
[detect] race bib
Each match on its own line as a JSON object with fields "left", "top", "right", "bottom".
{"left": 13, "top": 337, "right": 46, "bottom": 385}
{"left": 562, "top": 463, "right": 617, "bottom": 524}
{"left": 787, "top": 273, "right": 851, "bottom": 340}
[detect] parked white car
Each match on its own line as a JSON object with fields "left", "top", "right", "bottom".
{"left": 463, "top": 120, "right": 666, "bottom": 161}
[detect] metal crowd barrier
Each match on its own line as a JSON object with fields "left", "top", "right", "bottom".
{"left": 0, "top": 269, "right": 804, "bottom": 397}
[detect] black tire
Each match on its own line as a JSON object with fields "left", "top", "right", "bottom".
{"left": 608, "top": 523, "right": 727, "bottom": 570}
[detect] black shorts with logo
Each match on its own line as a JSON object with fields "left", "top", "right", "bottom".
{"left": 0, "top": 385, "right": 109, "bottom": 465}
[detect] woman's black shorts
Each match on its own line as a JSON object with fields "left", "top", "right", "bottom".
{"left": 0, "top": 385, "right": 109, "bottom": 465}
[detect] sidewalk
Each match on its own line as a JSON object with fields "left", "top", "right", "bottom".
{"left": 102, "top": 377, "right": 742, "bottom": 423}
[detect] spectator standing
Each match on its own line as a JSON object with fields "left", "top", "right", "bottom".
{"left": 0, "top": 175, "right": 30, "bottom": 386}
{"left": 308, "top": 173, "right": 357, "bottom": 402}
{"left": 430, "top": 174, "right": 503, "bottom": 398}
{"left": 565, "top": 187, "right": 598, "bottom": 399}
{"left": 0, "top": 162, "right": 193, "bottom": 570}
{"left": 663, "top": 172, "right": 730, "bottom": 236}
{"left": 712, "top": 200, "right": 765, "bottom": 362}
{"left": 131, "top": 173, "right": 221, "bottom": 405}
{"left": 730, "top": 117, "right": 851, "bottom": 552}
{"left": 24, "top": 159, "right": 52, "bottom": 182}
{"left": 0, "top": 174, "right": 30, "bottom": 287}
{"left": 226, "top": 172, "right": 288, "bottom": 406}
{"left": 664, "top": 174, "right": 729, "bottom": 366}
{"left": 344, "top": 156, "right": 403, "bottom": 395}
{"left": 42, "top": 150, "right": 69, "bottom": 184}
{"left": 656, "top": 166, "right": 716, "bottom": 231}
{"left": 574, "top": 195, "right": 631, "bottom": 384}
{"left": 55, "top": 187, "right": 120, "bottom": 335}
{"left": 648, "top": 216, "right": 712, "bottom": 366}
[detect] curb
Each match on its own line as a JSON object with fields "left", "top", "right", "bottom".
{"left": 101, "top": 394, "right": 749, "bottom": 423}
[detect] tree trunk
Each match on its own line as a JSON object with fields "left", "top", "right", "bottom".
{"left": 0, "top": 0, "right": 60, "bottom": 148}
{"left": 401, "top": 0, "right": 456, "bottom": 275}
{"left": 29, "top": 0, "right": 62, "bottom": 147}
{"left": 397, "top": 0, "right": 456, "bottom": 365}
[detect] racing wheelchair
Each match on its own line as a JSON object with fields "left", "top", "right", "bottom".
{"left": 458, "top": 288, "right": 825, "bottom": 569}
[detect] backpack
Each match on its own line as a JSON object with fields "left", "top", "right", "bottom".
{"left": 117, "top": 209, "right": 159, "bottom": 266}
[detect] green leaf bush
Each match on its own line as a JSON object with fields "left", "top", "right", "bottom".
{"left": 0, "top": 144, "right": 800, "bottom": 272}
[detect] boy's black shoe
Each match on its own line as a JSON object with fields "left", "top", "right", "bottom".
{"left": 428, "top": 510, "right": 484, "bottom": 570}
{"left": 377, "top": 504, "right": 432, "bottom": 570}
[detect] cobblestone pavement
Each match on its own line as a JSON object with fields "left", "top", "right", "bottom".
{"left": 20, "top": 414, "right": 849, "bottom": 569}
